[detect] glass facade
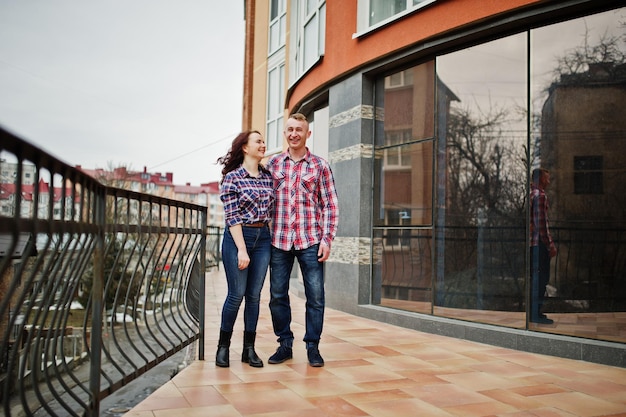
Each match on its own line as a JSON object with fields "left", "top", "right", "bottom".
{"left": 373, "top": 7, "right": 626, "bottom": 342}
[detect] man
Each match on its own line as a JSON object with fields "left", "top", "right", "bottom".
{"left": 266, "top": 113, "right": 339, "bottom": 367}
{"left": 530, "top": 168, "right": 557, "bottom": 324}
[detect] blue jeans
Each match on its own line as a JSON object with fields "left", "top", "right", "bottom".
{"left": 269, "top": 244, "right": 325, "bottom": 347}
{"left": 530, "top": 242, "right": 550, "bottom": 318}
{"left": 220, "top": 226, "right": 271, "bottom": 332}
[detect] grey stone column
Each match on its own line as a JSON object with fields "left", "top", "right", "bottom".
{"left": 324, "top": 73, "right": 380, "bottom": 313}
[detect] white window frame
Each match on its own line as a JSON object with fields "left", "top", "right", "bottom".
{"left": 268, "top": 0, "right": 287, "bottom": 55}
{"left": 266, "top": 62, "right": 285, "bottom": 153}
{"left": 355, "top": 0, "right": 437, "bottom": 37}
{"left": 290, "top": 0, "right": 326, "bottom": 83}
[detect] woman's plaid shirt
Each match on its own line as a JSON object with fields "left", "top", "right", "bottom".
{"left": 220, "top": 165, "right": 274, "bottom": 228}
{"left": 267, "top": 149, "right": 338, "bottom": 251}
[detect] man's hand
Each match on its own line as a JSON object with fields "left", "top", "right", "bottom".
{"left": 317, "top": 244, "right": 331, "bottom": 262}
{"left": 549, "top": 243, "right": 557, "bottom": 258}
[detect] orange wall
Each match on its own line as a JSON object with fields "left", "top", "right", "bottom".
{"left": 286, "top": 0, "right": 539, "bottom": 111}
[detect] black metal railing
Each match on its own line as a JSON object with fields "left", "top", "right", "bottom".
{"left": 0, "top": 126, "right": 216, "bottom": 416}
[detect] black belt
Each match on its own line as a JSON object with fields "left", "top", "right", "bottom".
{"left": 243, "top": 222, "right": 268, "bottom": 228}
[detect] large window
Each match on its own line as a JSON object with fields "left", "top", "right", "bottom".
{"left": 356, "top": 0, "right": 436, "bottom": 34}
{"left": 373, "top": 61, "right": 435, "bottom": 313}
{"left": 291, "top": 0, "right": 326, "bottom": 80}
{"left": 266, "top": 63, "right": 285, "bottom": 152}
{"left": 373, "top": 6, "right": 626, "bottom": 342}
{"left": 435, "top": 33, "right": 528, "bottom": 327}
{"left": 573, "top": 156, "right": 603, "bottom": 194}
{"left": 269, "top": 0, "right": 286, "bottom": 55}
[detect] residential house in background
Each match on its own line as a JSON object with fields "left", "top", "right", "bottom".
{"left": 0, "top": 160, "right": 36, "bottom": 186}
{"left": 174, "top": 181, "right": 223, "bottom": 227}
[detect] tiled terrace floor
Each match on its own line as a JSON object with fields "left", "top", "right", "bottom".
{"left": 124, "top": 269, "right": 626, "bottom": 417}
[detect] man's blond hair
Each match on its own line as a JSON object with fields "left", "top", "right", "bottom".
{"left": 289, "top": 113, "right": 308, "bottom": 123}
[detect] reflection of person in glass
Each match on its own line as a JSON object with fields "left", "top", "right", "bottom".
{"left": 530, "top": 168, "right": 557, "bottom": 324}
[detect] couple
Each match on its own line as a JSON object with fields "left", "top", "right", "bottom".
{"left": 215, "top": 113, "right": 339, "bottom": 368}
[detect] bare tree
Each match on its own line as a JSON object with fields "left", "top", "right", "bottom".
{"left": 445, "top": 104, "right": 527, "bottom": 225}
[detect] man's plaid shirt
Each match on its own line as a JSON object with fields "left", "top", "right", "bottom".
{"left": 530, "top": 183, "right": 555, "bottom": 250}
{"left": 267, "top": 149, "right": 338, "bottom": 251}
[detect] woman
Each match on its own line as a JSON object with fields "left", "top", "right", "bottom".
{"left": 215, "top": 130, "right": 273, "bottom": 367}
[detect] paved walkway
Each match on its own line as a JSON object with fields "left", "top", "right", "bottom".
{"left": 124, "top": 269, "right": 626, "bottom": 417}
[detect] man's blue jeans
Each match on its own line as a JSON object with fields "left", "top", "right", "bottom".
{"left": 269, "top": 244, "right": 325, "bottom": 347}
{"left": 220, "top": 226, "right": 271, "bottom": 332}
{"left": 530, "top": 242, "right": 550, "bottom": 318}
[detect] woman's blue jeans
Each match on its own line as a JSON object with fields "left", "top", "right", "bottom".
{"left": 220, "top": 226, "right": 271, "bottom": 332}
{"left": 269, "top": 244, "right": 325, "bottom": 347}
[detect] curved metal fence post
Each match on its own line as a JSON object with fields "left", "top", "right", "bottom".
{"left": 88, "top": 186, "right": 106, "bottom": 416}
{"left": 198, "top": 213, "right": 207, "bottom": 361}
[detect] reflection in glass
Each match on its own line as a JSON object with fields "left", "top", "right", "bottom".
{"left": 376, "top": 63, "right": 434, "bottom": 147}
{"left": 372, "top": 228, "right": 432, "bottom": 314}
{"left": 373, "top": 61, "right": 435, "bottom": 312}
{"left": 374, "top": 140, "right": 433, "bottom": 227}
{"left": 371, "top": 5, "right": 626, "bottom": 342}
{"left": 531, "top": 9, "right": 626, "bottom": 327}
{"left": 435, "top": 33, "right": 528, "bottom": 327}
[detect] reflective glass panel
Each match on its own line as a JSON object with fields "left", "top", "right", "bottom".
{"left": 377, "top": 62, "right": 435, "bottom": 147}
{"left": 373, "top": 140, "right": 433, "bottom": 227}
{"left": 435, "top": 33, "right": 528, "bottom": 328}
{"left": 372, "top": 228, "right": 433, "bottom": 313}
{"left": 530, "top": 8, "right": 626, "bottom": 338}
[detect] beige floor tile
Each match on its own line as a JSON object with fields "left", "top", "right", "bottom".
{"left": 222, "top": 388, "right": 316, "bottom": 415}
{"left": 123, "top": 269, "right": 626, "bottom": 417}
{"left": 534, "top": 391, "right": 626, "bottom": 417}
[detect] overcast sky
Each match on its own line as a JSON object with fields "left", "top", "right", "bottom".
{"left": 0, "top": 1, "right": 244, "bottom": 185}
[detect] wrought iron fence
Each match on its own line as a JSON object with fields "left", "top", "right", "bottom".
{"left": 0, "top": 126, "right": 213, "bottom": 416}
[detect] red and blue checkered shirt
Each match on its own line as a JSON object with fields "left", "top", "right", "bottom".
{"left": 530, "top": 183, "right": 555, "bottom": 250}
{"left": 220, "top": 166, "right": 274, "bottom": 228}
{"left": 267, "top": 149, "right": 339, "bottom": 251}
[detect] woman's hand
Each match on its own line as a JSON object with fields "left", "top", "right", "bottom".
{"left": 238, "top": 248, "right": 250, "bottom": 270}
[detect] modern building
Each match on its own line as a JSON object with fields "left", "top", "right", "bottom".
{"left": 242, "top": 0, "right": 626, "bottom": 366}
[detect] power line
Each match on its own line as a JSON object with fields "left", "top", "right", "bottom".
{"left": 147, "top": 132, "right": 236, "bottom": 170}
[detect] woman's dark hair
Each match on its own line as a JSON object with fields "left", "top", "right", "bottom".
{"left": 217, "top": 130, "right": 260, "bottom": 178}
{"left": 217, "top": 130, "right": 261, "bottom": 176}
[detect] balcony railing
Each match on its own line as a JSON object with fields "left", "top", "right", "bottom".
{"left": 0, "top": 126, "right": 218, "bottom": 416}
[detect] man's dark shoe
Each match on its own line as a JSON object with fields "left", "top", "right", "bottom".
{"left": 268, "top": 345, "right": 293, "bottom": 364}
{"left": 307, "top": 346, "right": 324, "bottom": 367}
{"left": 531, "top": 316, "right": 554, "bottom": 324}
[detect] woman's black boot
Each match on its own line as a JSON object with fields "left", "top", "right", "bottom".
{"left": 241, "top": 331, "right": 263, "bottom": 367}
{"left": 216, "top": 329, "right": 232, "bottom": 367}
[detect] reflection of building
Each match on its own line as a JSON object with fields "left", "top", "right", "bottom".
{"left": 542, "top": 63, "right": 626, "bottom": 222}
{"left": 540, "top": 62, "right": 626, "bottom": 306}
{"left": 381, "top": 64, "right": 435, "bottom": 227}
{"left": 242, "top": 1, "right": 626, "bottom": 366}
